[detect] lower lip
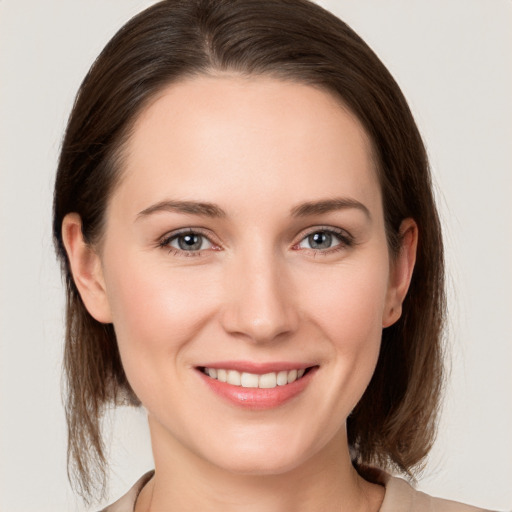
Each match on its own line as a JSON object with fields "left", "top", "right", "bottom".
{"left": 197, "top": 368, "right": 317, "bottom": 410}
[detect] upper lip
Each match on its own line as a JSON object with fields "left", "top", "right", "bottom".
{"left": 196, "top": 361, "right": 316, "bottom": 374}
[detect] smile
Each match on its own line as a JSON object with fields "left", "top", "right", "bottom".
{"left": 197, "top": 364, "right": 317, "bottom": 410}
{"left": 201, "top": 367, "right": 307, "bottom": 389}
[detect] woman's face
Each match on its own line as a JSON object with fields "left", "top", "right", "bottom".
{"left": 77, "top": 76, "right": 414, "bottom": 475}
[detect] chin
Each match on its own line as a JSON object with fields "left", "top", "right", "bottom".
{"left": 210, "top": 449, "right": 308, "bottom": 477}
{"left": 197, "top": 425, "right": 330, "bottom": 477}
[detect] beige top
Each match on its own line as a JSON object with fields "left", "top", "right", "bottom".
{"left": 101, "top": 470, "right": 492, "bottom": 512}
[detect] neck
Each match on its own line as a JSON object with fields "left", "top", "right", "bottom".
{"left": 136, "top": 415, "right": 384, "bottom": 512}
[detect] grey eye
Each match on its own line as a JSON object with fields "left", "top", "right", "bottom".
{"left": 299, "top": 231, "right": 341, "bottom": 250}
{"left": 170, "top": 233, "right": 212, "bottom": 251}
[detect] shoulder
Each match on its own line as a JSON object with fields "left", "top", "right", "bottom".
{"left": 100, "top": 471, "right": 154, "bottom": 512}
{"left": 380, "top": 473, "right": 494, "bottom": 512}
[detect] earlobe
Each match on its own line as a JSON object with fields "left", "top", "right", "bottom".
{"left": 382, "top": 218, "right": 418, "bottom": 328}
{"left": 61, "top": 213, "right": 112, "bottom": 323}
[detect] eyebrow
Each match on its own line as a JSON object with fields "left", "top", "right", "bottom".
{"left": 136, "top": 197, "right": 370, "bottom": 221}
{"left": 290, "top": 198, "right": 371, "bottom": 219}
{"left": 136, "top": 200, "right": 227, "bottom": 219}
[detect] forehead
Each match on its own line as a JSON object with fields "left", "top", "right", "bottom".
{"left": 112, "top": 75, "right": 381, "bottom": 218}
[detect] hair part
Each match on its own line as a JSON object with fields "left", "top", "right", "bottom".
{"left": 53, "top": 0, "right": 445, "bottom": 503}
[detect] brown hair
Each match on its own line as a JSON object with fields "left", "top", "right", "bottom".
{"left": 53, "top": 0, "right": 445, "bottom": 503}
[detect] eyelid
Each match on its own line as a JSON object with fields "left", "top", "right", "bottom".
{"left": 292, "top": 225, "right": 355, "bottom": 250}
{"left": 156, "top": 225, "right": 354, "bottom": 255}
{"left": 158, "top": 227, "right": 221, "bottom": 252}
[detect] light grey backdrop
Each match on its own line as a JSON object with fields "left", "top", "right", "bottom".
{"left": 0, "top": 1, "right": 510, "bottom": 510}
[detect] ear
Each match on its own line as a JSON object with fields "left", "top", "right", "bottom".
{"left": 382, "top": 218, "right": 418, "bottom": 328}
{"left": 61, "top": 213, "right": 112, "bottom": 323}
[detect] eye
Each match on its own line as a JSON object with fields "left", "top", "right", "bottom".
{"left": 165, "top": 231, "right": 213, "bottom": 252}
{"left": 297, "top": 229, "right": 350, "bottom": 251}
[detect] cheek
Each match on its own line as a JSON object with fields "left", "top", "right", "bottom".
{"left": 106, "top": 253, "right": 204, "bottom": 330}
{"left": 301, "top": 260, "right": 389, "bottom": 343}
{"left": 101, "top": 253, "right": 218, "bottom": 383}
{"left": 299, "top": 261, "right": 389, "bottom": 407}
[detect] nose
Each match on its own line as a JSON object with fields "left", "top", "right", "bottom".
{"left": 220, "top": 248, "right": 299, "bottom": 344}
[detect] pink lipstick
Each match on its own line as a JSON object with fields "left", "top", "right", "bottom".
{"left": 196, "top": 362, "right": 318, "bottom": 410}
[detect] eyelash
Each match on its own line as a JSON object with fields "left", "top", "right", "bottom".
{"left": 157, "top": 226, "right": 354, "bottom": 257}
{"left": 293, "top": 226, "right": 354, "bottom": 255}
{"left": 158, "top": 228, "right": 218, "bottom": 257}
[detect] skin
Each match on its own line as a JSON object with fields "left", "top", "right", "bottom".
{"left": 63, "top": 75, "right": 417, "bottom": 512}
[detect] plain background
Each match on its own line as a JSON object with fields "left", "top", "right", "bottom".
{"left": 0, "top": 1, "right": 511, "bottom": 510}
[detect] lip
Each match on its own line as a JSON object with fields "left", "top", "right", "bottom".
{"left": 198, "top": 360, "right": 313, "bottom": 374}
{"left": 196, "top": 363, "right": 318, "bottom": 410}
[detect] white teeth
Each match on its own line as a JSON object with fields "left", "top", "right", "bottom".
{"left": 277, "top": 370, "right": 288, "bottom": 386}
{"left": 259, "top": 372, "right": 277, "bottom": 388}
{"left": 203, "top": 367, "right": 309, "bottom": 388}
{"left": 241, "top": 372, "right": 259, "bottom": 388}
{"left": 227, "top": 370, "right": 241, "bottom": 386}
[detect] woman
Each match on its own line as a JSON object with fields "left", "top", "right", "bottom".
{"left": 53, "top": 1, "right": 491, "bottom": 510}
